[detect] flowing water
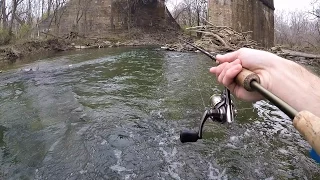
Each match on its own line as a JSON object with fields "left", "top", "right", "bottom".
{"left": 0, "top": 47, "right": 319, "bottom": 180}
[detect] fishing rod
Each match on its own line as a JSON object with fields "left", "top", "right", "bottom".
{"left": 181, "top": 40, "right": 298, "bottom": 118}
{"left": 179, "top": 39, "right": 320, "bottom": 162}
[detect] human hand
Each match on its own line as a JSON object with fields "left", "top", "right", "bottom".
{"left": 209, "top": 48, "right": 290, "bottom": 102}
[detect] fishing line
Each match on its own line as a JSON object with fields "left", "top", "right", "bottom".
{"left": 195, "top": 74, "right": 206, "bottom": 109}
{"left": 189, "top": 54, "right": 206, "bottom": 109}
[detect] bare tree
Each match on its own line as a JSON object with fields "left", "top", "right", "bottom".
{"left": 73, "top": 0, "right": 92, "bottom": 33}
{"left": 9, "top": 0, "right": 24, "bottom": 36}
{"left": 169, "top": 0, "right": 207, "bottom": 28}
{"left": 275, "top": 9, "right": 320, "bottom": 51}
{"left": 0, "top": 0, "right": 8, "bottom": 29}
{"left": 193, "top": 0, "right": 207, "bottom": 37}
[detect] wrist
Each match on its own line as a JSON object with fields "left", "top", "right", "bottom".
{"left": 270, "top": 59, "right": 320, "bottom": 116}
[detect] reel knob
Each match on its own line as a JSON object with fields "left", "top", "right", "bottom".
{"left": 180, "top": 130, "right": 199, "bottom": 143}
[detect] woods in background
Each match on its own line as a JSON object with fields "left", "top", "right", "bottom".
{"left": 169, "top": 0, "right": 320, "bottom": 52}
{"left": 1, "top": 0, "right": 320, "bottom": 52}
{"left": 0, "top": 0, "right": 179, "bottom": 46}
{"left": 0, "top": 0, "right": 71, "bottom": 45}
{"left": 168, "top": 0, "right": 207, "bottom": 28}
{"left": 274, "top": 1, "right": 320, "bottom": 51}
{"left": 270, "top": 0, "right": 320, "bottom": 51}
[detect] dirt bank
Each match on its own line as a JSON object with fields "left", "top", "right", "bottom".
{"left": 0, "top": 38, "right": 72, "bottom": 63}
{"left": 0, "top": 29, "right": 185, "bottom": 64}
{"left": 1, "top": 28, "right": 320, "bottom": 68}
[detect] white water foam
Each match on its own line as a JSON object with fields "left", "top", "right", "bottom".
{"left": 159, "top": 147, "right": 182, "bottom": 180}
{"left": 110, "top": 149, "right": 131, "bottom": 172}
{"left": 208, "top": 162, "right": 228, "bottom": 180}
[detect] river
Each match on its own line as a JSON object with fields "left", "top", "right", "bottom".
{"left": 0, "top": 47, "right": 319, "bottom": 179}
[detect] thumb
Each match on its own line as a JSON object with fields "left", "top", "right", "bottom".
{"left": 216, "top": 50, "right": 240, "bottom": 63}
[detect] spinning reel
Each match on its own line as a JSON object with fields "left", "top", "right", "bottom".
{"left": 180, "top": 88, "right": 237, "bottom": 143}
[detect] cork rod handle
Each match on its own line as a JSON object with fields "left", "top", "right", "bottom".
{"left": 235, "top": 68, "right": 320, "bottom": 156}
{"left": 235, "top": 68, "right": 260, "bottom": 91}
{"left": 293, "top": 111, "right": 320, "bottom": 156}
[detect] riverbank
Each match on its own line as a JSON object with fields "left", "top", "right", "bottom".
{"left": 0, "top": 38, "right": 71, "bottom": 63}
{"left": 0, "top": 29, "right": 186, "bottom": 65}
{"left": 163, "top": 42, "right": 320, "bottom": 67}
{"left": 1, "top": 30, "right": 320, "bottom": 69}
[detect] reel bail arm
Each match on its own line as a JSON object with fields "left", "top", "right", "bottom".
{"left": 180, "top": 88, "right": 236, "bottom": 143}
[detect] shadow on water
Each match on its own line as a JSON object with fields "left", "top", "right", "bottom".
{"left": 0, "top": 47, "right": 319, "bottom": 179}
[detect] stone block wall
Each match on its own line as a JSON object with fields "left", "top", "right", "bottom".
{"left": 40, "top": 0, "right": 179, "bottom": 37}
{"left": 208, "top": 0, "right": 274, "bottom": 48}
{"left": 209, "top": 0, "right": 232, "bottom": 27}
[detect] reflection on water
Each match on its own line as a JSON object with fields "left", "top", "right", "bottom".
{"left": 0, "top": 47, "right": 319, "bottom": 179}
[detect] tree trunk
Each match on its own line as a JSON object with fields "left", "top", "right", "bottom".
{"left": 28, "top": 0, "right": 32, "bottom": 25}
{"left": 41, "top": 0, "right": 44, "bottom": 16}
{"left": 196, "top": 0, "right": 201, "bottom": 38}
{"left": 1, "top": 0, "right": 7, "bottom": 29}
{"left": 9, "top": 0, "right": 18, "bottom": 37}
{"left": 48, "top": 0, "right": 53, "bottom": 17}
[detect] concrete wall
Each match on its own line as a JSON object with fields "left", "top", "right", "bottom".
{"left": 40, "top": 0, "right": 112, "bottom": 36}
{"left": 208, "top": 0, "right": 274, "bottom": 48}
{"left": 40, "top": 0, "right": 179, "bottom": 37}
{"left": 111, "top": 0, "right": 178, "bottom": 30}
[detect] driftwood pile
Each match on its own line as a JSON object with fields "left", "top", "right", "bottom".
{"left": 163, "top": 22, "right": 320, "bottom": 66}
{"left": 163, "top": 22, "right": 263, "bottom": 53}
{"left": 186, "top": 24, "right": 261, "bottom": 52}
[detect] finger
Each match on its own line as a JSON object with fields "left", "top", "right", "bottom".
{"left": 222, "top": 64, "right": 242, "bottom": 87}
{"left": 218, "top": 59, "right": 241, "bottom": 83}
{"left": 216, "top": 50, "right": 240, "bottom": 63}
{"left": 209, "top": 62, "right": 228, "bottom": 78}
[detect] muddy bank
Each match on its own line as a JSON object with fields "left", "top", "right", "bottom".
{"left": 0, "top": 38, "right": 72, "bottom": 63}
{"left": 1, "top": 30, "right": 320, "bottom": 68}
{"left": 0, "top": 29, "right": 186, "bottom": 65}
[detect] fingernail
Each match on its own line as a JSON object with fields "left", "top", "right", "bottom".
{"left": 215, "top": 60, "right": 220, "bottom": 64}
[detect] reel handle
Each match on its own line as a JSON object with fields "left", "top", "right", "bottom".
{"left": 180, "top": 130, "right": 200, "bottom": 143}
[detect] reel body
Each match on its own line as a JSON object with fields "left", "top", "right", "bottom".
{"left": 180, "top": 88, "right": 236, "bottom": 143}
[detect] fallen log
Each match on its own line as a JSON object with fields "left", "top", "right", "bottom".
{"left": 41, "top": 32, "right": 64, "bottom": 39}
{"left": 280, "top": 49, "right": 320, "bottom": 59}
